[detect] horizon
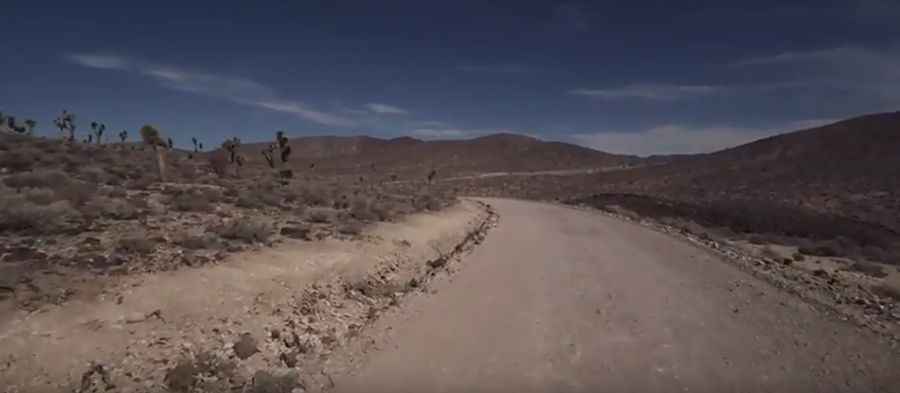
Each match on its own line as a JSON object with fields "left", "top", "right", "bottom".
{"left": 3, "top": 1, "right": 900, "bottom": 155}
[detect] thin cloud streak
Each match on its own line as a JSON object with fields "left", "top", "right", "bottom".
{"left": 66, "top": 52, "right": 356, "bottom": 127}
{"left": 570, "top": 84, "right": 723, "bottom": 100}
{"left": 365, "top": 103, "right": 408, "bottom": 115}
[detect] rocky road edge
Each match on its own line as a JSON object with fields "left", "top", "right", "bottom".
{"left": 564, "top": 202, "right": 900, "bottom": 348}
{"left": 72, "top": 200, "right": 499, "bottom": 393}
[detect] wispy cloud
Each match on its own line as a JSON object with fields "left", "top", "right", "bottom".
{"left": 570, "top": 84, "right": 723, "bottom": 100}
{"left": 409, "top": 127, "right": 524, "bottom": 140}
{"left": 457, "top": 64, "right": 534, "bottom": 74}
{"left": 66, "top": 52, "right": 357, "bottom": 127}
{"left": 365, "top": 103, "right": 408, "bottom": 115}
{"left": 66, "top": 54, "right": 130, "bottom": 70}
{"left": 571, "top": 118, "right": 838, "bottom": 156}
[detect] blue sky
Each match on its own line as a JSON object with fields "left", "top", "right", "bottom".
{"left": 2, "top": 0, "right": 899, "bottom": 155}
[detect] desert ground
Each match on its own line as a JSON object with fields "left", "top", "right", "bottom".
{"left": 1, "top": 111, "right": 899, "bottom": 392}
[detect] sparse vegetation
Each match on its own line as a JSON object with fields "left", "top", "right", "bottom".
{"left": 118, "top": 235, "right": 158, "bottom": 254}
{"left": 140, "top": 125, "right": 169, "bottom": 181}
{"left": 216, "top": 219, "right": 273, "bottom": 243}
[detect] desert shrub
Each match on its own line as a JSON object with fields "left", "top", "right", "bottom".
{"left": 413, "top": 193, "right": 441, "bottom": 211}
{"left": 118, "top": 235, "right": 157, "bottom": 254}
{"left": 236, "top": 193, "right": 263, "bottom": 209}
{"left": 300, "top": 186, "right": 329, "bottom": 206}
{"left": 126, "top": 176, "right": 155, "bottom": 190}
{"left": 792, "top": 252, "right": 805, "bottom": 262}
{"left": 0, "top": 196, "right": 75, "bottom": 233}
{"left": 798, "top": 244, "right": 838, "bottom": 257}
{"left": 23, "top": 188, "right": 57, "bottom": 205}
{"left": 216, "top": 219, "right": 273, "bottom": 243}
{"left": 56, "top": 181, "right": 95, "bottom": 207}
{"left": 104, "top": 187, "right": 128, "bottom": 199}
{"left": 847, "top": 261, "right": 888, "bottom": 278}
{"left": 350, "top": 198, "right": 378, "bottom": 221}
{"left": 337, "top": 221, "right": 364, "bottom": 236}
{"left": 0, "top": 148, "right": 40, "bottom": 171}
{"left": 2, "top": 169, "right": 68, "bottom": 190}
{"left": 169, "top": 191, "right": 213, "bottom": 212}
{"left": 223, "top": 187, "right": 239, "bottom": 198}
{"left": 78, "top": 166, "right": 110, "bottom": 184}
{"left": 872, "top": 284, "right": 900, "bottom": 302}
{"left": 307, "top": 208, "right": 333, "bottom": 223}
{"left": 85, "top": 197, "right": 140, "bottom": 220}
{"left": 257, "top": 192, "right": 282, "bottom": 208}
{"left": 209, "top": 152, "right": 230, "bottom": 176}
{"left": 176, "top": 232, "right": 221, "bottom": 250}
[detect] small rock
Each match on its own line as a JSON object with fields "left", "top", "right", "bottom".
{"left": 234, "top": 333, "right": 258, "bottom": 360}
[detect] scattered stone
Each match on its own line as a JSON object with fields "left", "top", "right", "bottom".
{"left": 234, "top": 333, "right": 259, "bottom": 360}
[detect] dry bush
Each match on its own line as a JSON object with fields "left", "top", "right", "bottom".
{"left": 307, "top": 208, "right": 333, "bottom": 223}
{"left": 0, "top": 196, "right": 75, "bottom": 233}
{"left": 176, "top": 232, "right": 222, "bottom": 250}
{"left": 216, "top": 219, "right": 273, "bottom": 243}
{"left": 23, "top": 188, "right": 57, "bottom": 205}
{"left": 85, "top": 197, "right": 140, "bottom": 220}
{"left": 235, "top": 193, "right": 263, "bottom": 209}
{"left": 413, "top": 193, "right": 442, "bottom": 211}
{"left": 118, "top": 235, "right": 157, "bottom": 254}
{"left": 337, "top": 221, "right": 364, "bottom": 236}
{"left": 847, "top": 261, "right": 888, "bottom": 278}
{"left": 56, "top": 181, "right": 95, "bottom": 207}
{"left": 872, "top": 283, "right": 900, "bottom": 302}
{"left": 78, "top": 166, "right": 110, "bottom": 184}
{"left": 0, "top": 148, "right": 40, "bottom": 171}
{"left": 104, "top": 187, "right": 128, "bottom": 199}
{"left": 300, "top": 186, "right": 329, "bottom": 206}
{"left": 169, "top": 191, "right": 213, "bottom": 212}
{"left": 2, "top": 169, "right": 68, "bottom": 190}
{"left": 798, "top": 244, "right": 838, "bottom": 257}
{"left": 350, "top": 198, "right": 378, "bottom": 221}
{"left": 126, "top": 176, "right": 155, "bottom": 190}
{"left": 209, "top": 152, "right": 230, "bottom": 176}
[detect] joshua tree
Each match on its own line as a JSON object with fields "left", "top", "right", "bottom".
{"left": 198, "top": 142, "right": 203, "bottom": 150}
{"left": 119, "top": 130, "right": 128, "bottom": 143}
{"left": 88, "top": 134, "right": 93, "bottom": 144}
{"left": 192, "top": 137, "right": 199, "bottom": 152}
{"left": 427, "top": 169, "right": 437, "bottom": 184}
{"left": 23, "top": 119, "right": 36, "bottom": 135}
{"left": 91, "top": 122, "right": 106, "bottom": 144}
{"left": 54, "top": 110, "right": 76, "bottom": 142}
{"left": 167, "top": 138, "right": 174, "bottom": 149}
{"left": 140, "top": 125, "right": 169, "bottom": 181}
{"left": 220, "top": 138, "right": 244, "bottom": 177}
{"left": 261, "top": 130, "right": 292, "bottom": 175}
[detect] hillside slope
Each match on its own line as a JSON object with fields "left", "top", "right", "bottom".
{"left": 237, "top": 133, "right": 638, "bottom": 178}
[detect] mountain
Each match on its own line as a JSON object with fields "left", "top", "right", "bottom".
{"left": 238, "top": 133, "right": 640, "bottom": 177}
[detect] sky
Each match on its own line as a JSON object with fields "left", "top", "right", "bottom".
{"left": 2, "top": 0, "right": 899, "bottom": 155}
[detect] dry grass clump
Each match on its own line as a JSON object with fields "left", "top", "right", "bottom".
{"left": 306, "top": 208, "right": 334, "bottom": 223}
{"left": 2, "top": 169, "right": 68, "bottom": 190}
{"left": 846, "top": 261, "right": 889, "bottom": 278}
{"left": 216, "top": 219, "right": 273, "bottom": 243}
{"left": 0, "top": 194, "right": 76, "bottom": 233}
{"left": 118, "top": 235, "right": 157, "bottom": 254}
{"left": 0, "top": 148, "right": 41, "bottom": 171}
{"left": 176, "top": 232, "right": 222, "bottom": 250}
{"left": 337, "top": 221, "right": 364, "bottom": 236}
{"left": 169, "top": 191, "right": 214, "bottom": 212}
{"left": 872, "top": 283, "right": 900, "bottom": 302}
{"left": 85, "top": 197, "right": 141, "bottom": 220}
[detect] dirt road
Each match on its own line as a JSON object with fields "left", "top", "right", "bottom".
{"left": 331, "top": 198, "right": 899, "bottom": 393}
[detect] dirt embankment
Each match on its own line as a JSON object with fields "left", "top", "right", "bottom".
{"left": 0, "top": 199, "right": 497, "bottom": 392}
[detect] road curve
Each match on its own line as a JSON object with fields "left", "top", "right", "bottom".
{"left": 333, "top": 198, "right": 899, "bottom": 393}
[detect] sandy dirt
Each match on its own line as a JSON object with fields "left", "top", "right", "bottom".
{"left": 0, "top": 200, "right": 489, "bottom": 392}
{"left": 328, "top": 198, "right": 900, "bottom": 393}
